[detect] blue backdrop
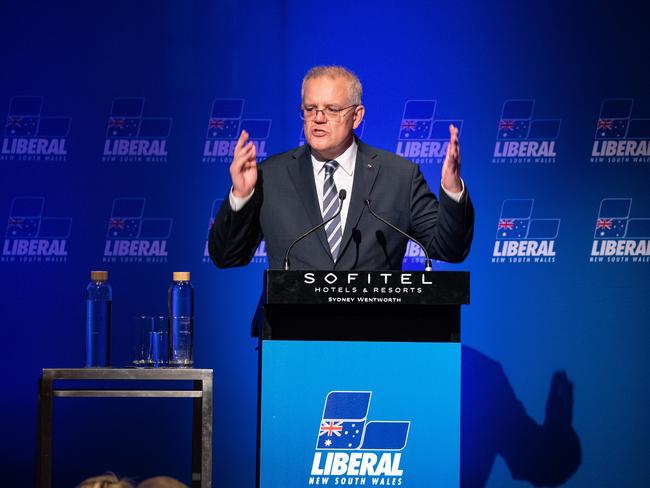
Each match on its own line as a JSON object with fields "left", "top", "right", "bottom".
{"left": 1, "top": 1, "right": 649, "bottom": 486}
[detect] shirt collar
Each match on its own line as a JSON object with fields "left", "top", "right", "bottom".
{"left": 311, "top": 140, "right": 357, "bottom": 177}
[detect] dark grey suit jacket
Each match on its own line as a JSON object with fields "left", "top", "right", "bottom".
{"left": 209, "top": 139, "right": 474, "bottom": 270}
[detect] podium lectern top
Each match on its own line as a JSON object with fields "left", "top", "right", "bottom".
{"left": 258, "top": 270, "right": 469, "bottom": 342}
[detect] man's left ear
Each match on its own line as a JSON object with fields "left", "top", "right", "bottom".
{"left": 353, "top": 105, "right": 365, "bottom": 129}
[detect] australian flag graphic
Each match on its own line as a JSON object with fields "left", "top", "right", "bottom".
{"left": 107, "top": 117, "right": 140, "bottom": 138}
{"left": 5, "top": 197, "right": 43, "bottom": 238}
{"left": 5, "top": 97, "right": 41, "bottom": 137}
{"left": 107, "top": 98, "right": 142, "bottom": 138}
{"left": 316, "top": 391, "right": 410, "bottom": 451}
{"left": 6, "top": 115, "right": 38, "bottom": 137}
{"left": 594, "top": 199, "right": 630, "bottom": 239}
{"left": 497, "top": 100, "right": 533, "bottom": 140}
{"left": 496, "top": 199, "right": 533, "bottom": 239}
{"left": 594, "top": 99, "right": 632, "bottom": 140}
{"left": 5, "top": 97, "right": 70, "bottom": 138}
{"left": 496, "top": 99, "right": 561, "bottom": 142}
{"left": 399, "top": 100, "right": 435, "bottom": 140}
{"left": 106, "top": 98, "right": 171, "bottom": 139}
{"left": 317, "top": 391, "right": 369, "bottom": 449}
{"left": 497, "top": 119, "right": 529, "bottom": 140}
{"left": 106, "top": 198, "right": 172, "bottom": 239}
{"left": 6, "top": 197, "right": 71, "bottom": 239}
{"left": 207, "top": 99, "right": 243, "bottom": 139}
{"left": 107, "top": 198, "right": 145, "bottom": 239}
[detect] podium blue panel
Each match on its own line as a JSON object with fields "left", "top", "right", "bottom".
{"left": 260, "top": 340, "right": 460, "bottom": 487}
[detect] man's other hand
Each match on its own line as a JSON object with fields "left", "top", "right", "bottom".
{"left": 230, "top": 130, "right": 257, "bottom": 198}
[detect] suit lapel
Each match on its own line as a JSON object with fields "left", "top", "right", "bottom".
{"left": 286, "top": 145, "right": 332, "bottom": 258}
{"left": 337, "top": 141, "right": 380, "bottom": 262}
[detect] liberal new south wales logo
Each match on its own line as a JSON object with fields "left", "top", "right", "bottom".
{"left": 591, "top": 99, "right": 650, "bottom": 163}
{"left": 492, "top": 199, "right": 560, "bottom": 264}
{"left": 1, "top": 97, "right": 70, "bottom": 162}
{"left": 493, "top": 99, "right": 560, "bottom": 164}
{"left": 103, "top": 198, "right": 172, "bottom": 263}
{"left": 309, "top": 391, "right": 410, "bottom": 486}
{"left": 2, "top": 197, "right": 71, "bottom": 263}
{"left": 102, "top": 98, "right": 171, "bottom": 163}
{"left": 590, "top": 198, "right": 650, "bottom": 263}
{"left": 202, "top": 99, "right": 271, "bottom": 164}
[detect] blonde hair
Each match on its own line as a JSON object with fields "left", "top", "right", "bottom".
{"left": 76, "top": 473, "right": 135, "bottom": 488}
{"left": 301, "top": 65, "right": 363, "bottom": 105}
{"left": 137, "top": 476, "right": 188, "bottom": 488}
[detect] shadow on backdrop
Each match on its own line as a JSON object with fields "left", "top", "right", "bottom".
{"left": 461, "top": 346, "right": 582, "bottom": 487}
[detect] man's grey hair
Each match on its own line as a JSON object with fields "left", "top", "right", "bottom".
{"left": 301, "top": 65, "right": 363, "bottom": 106}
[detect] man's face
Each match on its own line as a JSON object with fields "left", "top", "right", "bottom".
{"left": 302, "top": 76, "right": 364, "bottom": 160}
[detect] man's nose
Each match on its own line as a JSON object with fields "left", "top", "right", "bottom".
{"left": 314, "top": 109, "right": 327, "bottom": 122}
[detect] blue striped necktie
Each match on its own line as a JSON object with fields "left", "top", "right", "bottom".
{"left": 322, "top": 160, "right": 343, "bottom": 261}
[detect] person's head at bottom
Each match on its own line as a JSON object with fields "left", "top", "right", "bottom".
{"left": 137, "top": 476, "right": 188, "bottom": 488}
{"left": 76, "top": 473, "right": 134, "bottom": 488}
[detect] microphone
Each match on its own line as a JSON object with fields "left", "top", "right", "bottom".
{"left": 364, "top": 198, "right": 432, "bottom": 272}
{"left": 283, "top": 189, "right": 347, "bottom": 270}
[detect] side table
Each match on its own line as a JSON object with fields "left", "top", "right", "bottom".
{"left": 37, "top": 368, "right": 213, "bottom": 488}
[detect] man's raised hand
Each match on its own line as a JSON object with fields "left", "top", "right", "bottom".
{"left": 441, "top": 123, "right": 462, "bottom": 193}
{"left": 230, "top": 130, "right": 257, "bottom": 198}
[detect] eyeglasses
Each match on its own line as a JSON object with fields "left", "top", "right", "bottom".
{"left": 299, "top": 104, "right": 358, "bottom": 121}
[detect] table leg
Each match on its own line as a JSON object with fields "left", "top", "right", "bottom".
{"left": 37, "top": 375, "right": 53, "bottom": 488}
{"left": 201, "top": 375, "right": 213, "bottom": 488}
{"left": 192, "top": 376, "right": 213, "bottom": 488}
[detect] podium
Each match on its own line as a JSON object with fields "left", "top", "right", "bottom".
{"left": 256, "top": 270, "right": 469, "bottom": 487}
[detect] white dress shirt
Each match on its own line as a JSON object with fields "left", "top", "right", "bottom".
{"left": 310, "top": 141, "right": 357, "bottom": 232}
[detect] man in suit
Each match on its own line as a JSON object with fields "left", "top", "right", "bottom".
{"left": 209, "top": 65, "right": 473, "bottom": 270}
